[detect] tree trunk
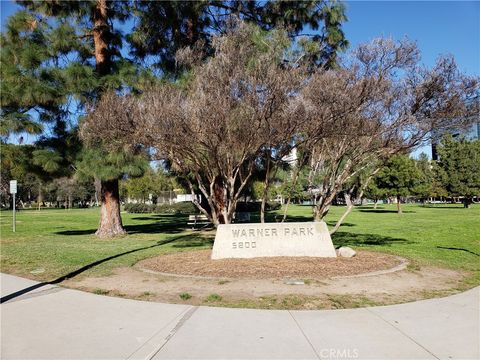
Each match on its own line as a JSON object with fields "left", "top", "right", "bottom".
{"left": 92, "top": 0, "right": 111, "bottom": 75}
{"left": 212, "top": 175, "right": 227, "bottom": 224}
{"left": 94, "top": 177, "right": 101, "bottom": 206}
{"left": 397, "top": 195, "right": 402, "bottom": 214}
{"left": 281, "top": 166, "right": 301, "bottom": 222}
{"left": 37, "top": 183, "right": 42, "bottom": 211}
{"left": 96, "top": 179, "right": 126, "bottom": 238}
{"left": 314, "top": 191, "right": 336, "bottom": 222}
{"left": 92, "top": 0, "right": 125, "bottom": 237}
{"left": 330, "top": 190, "right": 354, "bottom": 235}
{"left": 260, "top": 149, "right": 271, "bottom": 223}
{"left": 330, "top": 167, "right": 381, "bottom": 235}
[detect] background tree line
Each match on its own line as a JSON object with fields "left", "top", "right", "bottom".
{"left": 1, "top": 1, "right": 478, "bottom": 237}
{"left": 365, "top": 135, "right": 480, "bottom": 210}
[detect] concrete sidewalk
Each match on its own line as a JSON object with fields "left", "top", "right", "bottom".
{"left": 1, "top": 273, "right": 478, "bottom": 359}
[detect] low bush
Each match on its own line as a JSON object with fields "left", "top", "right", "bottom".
{"left": 125, "top": 201, "right": 280, "bottom": 214}
{"left": 155, "top": 202, "right": 197, "bottom": 214}
{"left": 124, "top": 202, "right": 198, "bottom": 214}
{"left": 179, "top": 292, "right": 192, "bottom": 300}
{"left": 124, "top": 203, "right": 152, "bottom": 213}
{"left": 236, "top": 201, "right": 281, "bottom": 212}
{"left": 205, "top": 293, "right": 223, "bottom": 302}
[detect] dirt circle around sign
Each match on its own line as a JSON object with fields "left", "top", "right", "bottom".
{"left": 136, "top": 249, "right": 405, "bottom": 280}
{"left": 70, "top": 249, "right": 467, "bottom": 310}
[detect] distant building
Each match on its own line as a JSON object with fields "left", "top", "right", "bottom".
{"left": 282, "top": 146, "right": 297, "bottom": 168}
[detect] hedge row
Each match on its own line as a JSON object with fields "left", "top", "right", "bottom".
{"left": 236, "top": 201, "right": 281, "bottom": 211}
{"left": 124, "top": 202, "right": 197, "bottom": 214}
{"left": 124, "top": 201, "right": 281, "bottom": 214}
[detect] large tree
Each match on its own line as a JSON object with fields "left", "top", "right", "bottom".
{"left": 2, "top": 0, "right": 348, "bottom": 236}
{"left": 129, "top": 0, "right": 348, "bottom": 74}
{"left": 3, "top": 1, "right": 149, "bottom": 236}
{"left": 135, "top": 23, "right": 305, "bottom": 225}
{"left": 297, "top": 38, "right": 479, "bottom": 221}
{"left": 436, "top": 135, "right": 480, "bottom": 207}
{"left": 374, "top": 155, "right": 421, "bottom": 214}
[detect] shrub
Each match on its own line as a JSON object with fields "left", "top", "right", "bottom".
{"left": 155, "top": 202, "right": 197, "bottom": 214}
{"left": 205, "top": 293, "right": 223, "bottom": 302}
{"left": 236, "top": 201, "right": 281, "bottom": 212}
{"left": 125, "top": 201, "right": 279, "bottom": 214}
{"left": 179, "top": 293, "right": 192, "bottom": 300}
{"left": 124, "top": 203, "right": 154, "bottom": 213}
{"left": 125, "top": 201, "right": 198, "bottom": 214}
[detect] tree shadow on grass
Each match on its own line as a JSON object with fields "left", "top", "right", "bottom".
{"left": 325, "top": 221, "right": 356, "bottom": 228}
{"left": 358, "top": 209, "right": 416, "bottom": 214}
{"left": 264, "top": 213, "right": 313, "bottom": 223}
{"left": 421, "top": 205, "right": 466, "bottom": 209}
{"left": 437, "top": 246, "right": 480, "bottom": 257}
{"left": 332, "top": 231, "right": 412, "bottom": 248}
{"left": 0, "top": 232, "right": 210, "bottom": 304}
{"left": 242, "top": 213, "right": 308, "bottom": 223}
{"left": 55, "top": 214, "right": 189, "bottom": 236}
{"left": 171, "top": 236, "right": 214, "bottom": 248}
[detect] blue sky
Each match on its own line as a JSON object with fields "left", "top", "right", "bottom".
{"left": 1, "top": 0, "right": 479, "bottom": 155}
{"left": 344, "top": 1, "right": 479, "bottom": 75}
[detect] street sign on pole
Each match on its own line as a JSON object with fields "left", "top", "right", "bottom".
{"left": 9, "top": 180, "right": 17, "bottom": 194}
{"left": 10, "top": 180, "right": 17, "bottom": 232}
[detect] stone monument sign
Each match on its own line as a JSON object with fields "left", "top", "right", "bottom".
{"left": 211, "top": 221, "right": 336, "bottom": 259}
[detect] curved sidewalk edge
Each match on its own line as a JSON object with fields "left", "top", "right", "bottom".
{"left": 1, "top": 273, "right": 479, "bottom": 360}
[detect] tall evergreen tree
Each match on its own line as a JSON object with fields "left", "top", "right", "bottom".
{"left": 2, "top": 0, "right": 349, "bottom": 236}
{"left": 129, "top": 0, "right": 348, "bottom": 74}
{"left": 0, "top": 10, "right": 67, "bottom": 138}
{"left": 3, "top": 1, "right": 150, "bottom": 236}
{"left": 374, "top": 155, "right": 422, "bottom": 214}
{"left": 436, "top": 135, "right": 480, "bottom": 208}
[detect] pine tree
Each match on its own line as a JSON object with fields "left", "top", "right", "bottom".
{"left": 4, "top": 1, "right": 148, "bottom": 236}
{"left": 2, "top": 1, "right": 349, "bottom": 236}
{"left": 129, "top": 0, "right": 348, "bottom": 74}
{"left": 0, "top": 10, "right": 66, "bottom": 138}
{"left": 436, "top": 135, "right": 480, "bottom": 208}
{"left": 374, "top": 155, "right": 422, "bottom": 214}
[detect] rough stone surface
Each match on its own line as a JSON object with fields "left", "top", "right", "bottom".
{"left": 211, "top": 221, "right": 336, "bottom": 259}
{"left": 338, "top": 246, "right": 357, "bottom": 258}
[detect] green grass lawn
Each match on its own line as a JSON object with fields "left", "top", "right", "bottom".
{"left": 0, "top": 209, "right": 213, "bottom": 280}
{"left": 1, "top": 204, "right": 479, "bottom": 286}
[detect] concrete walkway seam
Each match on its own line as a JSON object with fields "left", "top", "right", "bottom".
{"left": 365, "top": 307, "right": 440, "bottom": 359}
{"left": 288, "top": 310, "right": 321, "bottom": 359}
{"left": 145, "top": 306, "right": 199, "bottom": 360}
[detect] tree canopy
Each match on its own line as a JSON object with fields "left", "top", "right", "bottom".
{"left": 436, "top": 135, "right": 480, "bottom": 206}
{"left": 83, "top": 21, "right": 479, "bottom": 226}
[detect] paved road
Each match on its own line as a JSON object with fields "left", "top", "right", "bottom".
{"left": 1, "top": 273, "right": 478, "bottom": 359}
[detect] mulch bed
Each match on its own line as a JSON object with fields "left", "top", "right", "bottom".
{"left": 138, "top": 250, "right": 403, "bottom": 279}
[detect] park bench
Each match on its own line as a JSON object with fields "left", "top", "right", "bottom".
{"left": 188, "top": 214, "right": 212, "bottom": 229}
